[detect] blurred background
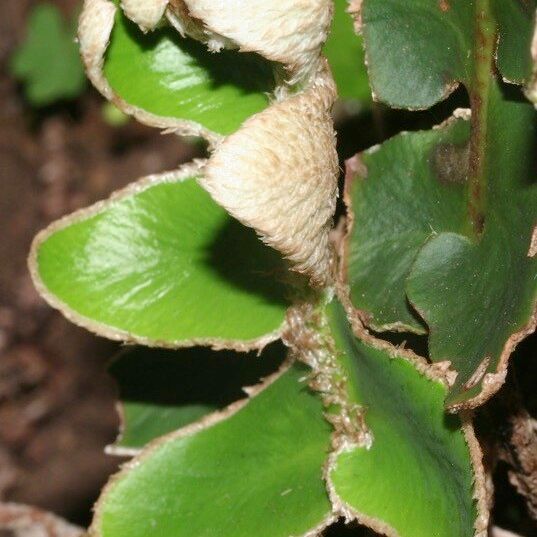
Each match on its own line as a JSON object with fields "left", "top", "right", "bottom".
{"left": 0, "top": 1, "right": 535, "bottom": 535}
{"left": 0, "top": 0, "right": 199, "bottom": 525}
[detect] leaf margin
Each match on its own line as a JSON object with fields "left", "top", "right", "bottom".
{"left": 337, "top": 108, "right": 472, "bottom": 335}
{"left": 28, "top": 161, "right": 288, "bottom": 353}
{"left": 78, "top": 0, "right": 222, "bottom": 146}
{"left": 406, "top": 231, "right": 537, "bottom": 412}
{"left": 104, "top": 342, "right": 287, "bottom": 457}
{"left": 88, "top": 358, "right": 338, "bottom": 537}
{"left": 323, "top": 288, "right": 490, "bottom": 537}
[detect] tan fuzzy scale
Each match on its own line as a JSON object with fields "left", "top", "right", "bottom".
{"left": 283, "top": 301, "right": 374, "bottom": 453}
{"left": 200, "top": 64, "right": 339, "bottom": 287}
{"left": 178, "top": 0, "right": 333, "bottom": 82}
{"left": 120, "top": 0, "right": 168, "bottom": 32}
{"left": 113, "top": 0, "right": 332, "bottom": 79}
{"left": 166, "top": 0, "right": 234, "bottom": 53}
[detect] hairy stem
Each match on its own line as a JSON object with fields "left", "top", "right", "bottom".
{"left": 468, "top": 0, "right": 496, "bottom": 235}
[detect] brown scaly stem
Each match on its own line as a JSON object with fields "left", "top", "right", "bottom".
{"left": 467, "top": 0, "right": 496, "bottom": 235}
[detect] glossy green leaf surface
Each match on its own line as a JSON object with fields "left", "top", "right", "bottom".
{"left": 93, "top": 364, "right": 333, "bottom": 537}
{"left": 345, "top": 85, "right": 536, "bottom": 407}
{"left": 492, "top": 0, "right": 536, "bottom": 84}
{"left": 34, "top": 174, "right": 290, "bottom": 346}
{"left": 11, "top": 4, "right": 85, "bottom": 105}
{"left": 361, "top": 0, "right": 536, "bottom": 108}
{"left": 104, "top": 6, "right": 274, "bottom": 135}
{"left": 326, "top": 300, "right": 477, "bottom": 537}
{"left": 361, "top": 0, "right": 473, "bottom": 108}
{"left": 324, "top": 0, "right": 371, "bottom": 102}
{"left": 407, "top": 84, "right": 537, "bottom": 407}
{"left": 110, "top": 343, "right": 284, "bottom": 449}
{"left": 343, "top": 117, "right": 470, "bottom": 333}
{"left": 346, "top": 1, "right": 537, "bottom": 406}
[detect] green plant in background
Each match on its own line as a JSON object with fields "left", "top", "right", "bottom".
{"left": 27, "top": 0, "right": 536, "bottom": 536}
{"left": 11, "top": 3, "right": 86, "bottom": 105}
{"left": 11, "top": 1, "right": 129, "bottom": 126}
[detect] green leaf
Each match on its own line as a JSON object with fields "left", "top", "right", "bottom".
{"left": 103, "top": 5, "right": 275, "bottom": 135}
{"left": 407, "top": 85, "right": 537, "bottom": 409}
{"left": 344, "top": 85, "right": 536, "bottom": 408}
{"left": 345, "top": 1, "right": 537, "bottom": 408}
{"left": 360, "top": 0, "right": 536, "bottom": 108}
{"left": 11, "top": 4, "right": 85, "bottom": 105}
{"left": 92, "top": 363, "right": 333, "bottom": 537}
{"left": 324, "top": 0, "right": 371, "bottom": 102}
{"left": 109, "top": 343, "right": 284, "bottom": 450}
{"left": 360, "top": 0, "right": 474, "bottom": 108}
{"left": 343, "top": 115, "right": 470, "bottom": 333}
{"left": 325, "top": 299, "right": 481, "bottom": 537}
{"left": 31, "top": 168, "right": 291, "bottom": 348}
{"left": 492, "top": 0, "right": 536, "bottom": 84}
